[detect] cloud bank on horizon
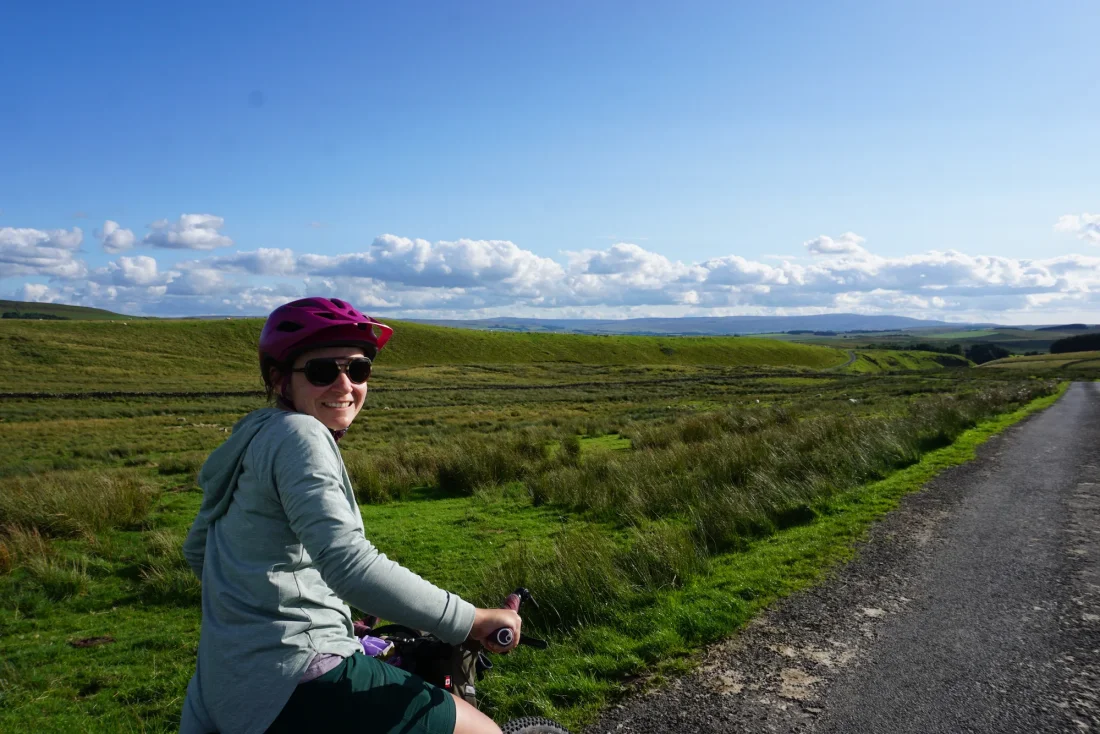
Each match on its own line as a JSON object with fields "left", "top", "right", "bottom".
{"left": 4, "top": 212, "right": 1100, "bottom": 323}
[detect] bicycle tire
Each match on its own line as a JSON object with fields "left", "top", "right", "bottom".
{"left": 501, "top": 715, "right": 572, "bottom": 734}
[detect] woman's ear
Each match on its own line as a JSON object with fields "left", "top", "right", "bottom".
{"left": 268, "top": 367, "right": 291, "bottom": 404}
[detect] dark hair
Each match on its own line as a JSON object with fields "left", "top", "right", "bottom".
{"left": 261, "top": 356, "right": 285, "bottom": 395}
{"left": 263, "top": 360, "right": 294, "bottom": 409}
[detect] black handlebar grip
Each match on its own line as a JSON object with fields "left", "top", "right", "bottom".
{"left": 493, "top": 627, "right": 514, "bottom": 648}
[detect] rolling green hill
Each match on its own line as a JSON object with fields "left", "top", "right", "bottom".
{"left": 0, "top": 318, "right": 963, "bottom": 393}
{"left": 0, "top": 300, "right": 130, "bottom": 321}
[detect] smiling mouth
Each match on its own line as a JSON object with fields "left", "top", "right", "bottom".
{"left": 322, "top": 401, "right": 353, "bottom": 408}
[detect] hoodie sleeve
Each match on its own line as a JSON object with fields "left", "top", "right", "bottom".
{"left": 182, "top": 518, "right": 207, "bottom": 579}
{"left": 271, "top": 419, "right": 475, "bottom": 645}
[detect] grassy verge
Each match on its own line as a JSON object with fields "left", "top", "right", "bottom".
{"left": 478, "top": 382, "right": 1069, "bottom": 728}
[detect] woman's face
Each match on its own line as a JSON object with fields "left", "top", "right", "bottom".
{"left": 281, "top": 345, "right": 369, "bottom": 430}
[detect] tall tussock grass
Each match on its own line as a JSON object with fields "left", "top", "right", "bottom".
{"left": 534, "top": 382, "right": 1055, "bottom": 527}
{"left": 0, "top": 525, "right": 54, "bottom": 575}
{"left": 626, "top": 406, "right": 795, "bottom": 450}
{"left": 436, "top": 428, "right": 552, "bottom": 495}
{"left": 0, "top": 525, "right": 90, "bottom": 599}
{"left": 483, "top": 528, "right": 626, "bottom": 630}
{"left": 479, "top": 521, "right": 707, "bottom": 634}
{"left": 344, "top": 444, "right": 441, "bottom": 503}
{"left": 476, "top": 381, "right": 1056, "bottom": 630}
{"left": 0, "top": 469, "right": 156, "bottom": 536}
{"left": 344, "top": 428, "right": 559, "bottom": 502}
{"left": 156, "top": 451, "right": 207, "bottom": 477}
{"left": 27, "top": 555, "right": 90, "bottom": 600}
{"left": 139, "top": 529, "right": 202, "bottom": 605}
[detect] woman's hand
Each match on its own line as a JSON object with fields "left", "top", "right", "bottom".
{"left": 469, "top": 607, "right": 521, "bottom": 654}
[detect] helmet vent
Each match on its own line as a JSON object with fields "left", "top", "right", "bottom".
{"left": 275, "top": 320, "right": 304, "bottom": 332}
{"left": 331, "top": 299, "right": 346, "bottom": 309}
{"left": 317, "top": 312, "right": 339, "bottom": 320}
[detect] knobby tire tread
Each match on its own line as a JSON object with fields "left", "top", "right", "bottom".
{"left": 500, "top": 715, "right": 571, "bottom": 734}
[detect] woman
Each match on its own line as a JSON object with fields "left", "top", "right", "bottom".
{"left": 180, "top": 297, "right": 519, "bottom": 734}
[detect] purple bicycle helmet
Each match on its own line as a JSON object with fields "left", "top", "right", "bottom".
{"left": 258, "top": 297, "right": 393, "bottom": 389}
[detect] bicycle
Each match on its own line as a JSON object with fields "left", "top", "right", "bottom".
{"left": 358, "top": 588, "right": 571, "bottom": 734}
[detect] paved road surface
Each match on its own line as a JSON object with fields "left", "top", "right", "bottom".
{"left": 587, "top": 382, "right": 1100, "bottom": 733}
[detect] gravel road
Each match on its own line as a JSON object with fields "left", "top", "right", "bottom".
{"left": 587, "top": 381, "right": 1100, "bottom": 733}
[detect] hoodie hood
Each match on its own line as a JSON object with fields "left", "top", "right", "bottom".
{"left": 195, "top": 408, "right": 285, "bottom": 529}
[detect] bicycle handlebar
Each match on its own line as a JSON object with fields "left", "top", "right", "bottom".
{"left": 493, "top": 627, "right": 516, "bottom": 647}
{"left": 490, "top": 587, "right": 545, "bottom": 650}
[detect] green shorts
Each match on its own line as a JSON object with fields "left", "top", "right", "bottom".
{"left": 266, "top": 652, "right": 457, "bottom": 734}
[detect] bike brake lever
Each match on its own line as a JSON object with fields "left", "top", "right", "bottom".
{"left": 511, "top": 587, "right": 539, "bottom": 610}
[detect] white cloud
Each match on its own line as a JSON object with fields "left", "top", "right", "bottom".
{"left": 230, "top": 284, "right": 303, "bottom": 312}
{"left": 9, "top": 221, "right": 1100, "bottom": 322}
{"left": 701, "top": 255, "right": 790, "bottom": 286}
{"left": 1055, "top": 213, "right": 1100, "bottom": 245}
{"left": 143, "top": 214, "right": 233, "bottom": 250}
{"left": 300, "top": 235, "right": 566, "bottom": 294}
{"left": 20, "top": 283, "right": 62, "bottom": 303}
{"left": 181, "top": 248, "right": 298, "bottom": 276}
{"left": 29, "top": 273, "right": 302, "bottom": 317}
{"left": 0, "top": 226, "right": 86, "bottom": 279}
{"left": 96, "top": 220, "right": 136, "bottom": 253}
{"left": 569, "top": 242, "right": 703, "bottom": 285}
{"left": 92, "top": 255, "right": 173, "bottom": 287}
{"left": 166, "top": 268, "right": 226, "bottom": 296}
{"left": 804, "top": 232, "right": 869, "bottom": 256}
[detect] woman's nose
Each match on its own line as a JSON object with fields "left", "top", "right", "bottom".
{"left": 331, "top": 371, "right": 354, "bottom": 391}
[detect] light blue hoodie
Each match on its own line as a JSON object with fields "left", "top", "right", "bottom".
{"left": 179, "top": 408, "right": 476, "bottom": 734}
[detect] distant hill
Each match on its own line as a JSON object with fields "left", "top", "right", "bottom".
{"left": 0, "top": 300, "right": 129, "bottom": 321}
{"left": 1035, "top": 323, "right": 1090, "bottom": 332}
{"left": 0, "top": 318, "right": 859, "bottom": 392}
{"left": 413, "top": 314, "right": 959, "bottom": 336}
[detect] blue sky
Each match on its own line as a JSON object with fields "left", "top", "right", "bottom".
{"left": 2, "top": 1, "right": 1099, "bottom": 322}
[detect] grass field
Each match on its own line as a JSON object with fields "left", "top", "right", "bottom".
{"left": 982, "top": 350, "right": 1100, "bottom": 371}
{"left": 0, "top": 319, "right": 1078, "bottom": 731}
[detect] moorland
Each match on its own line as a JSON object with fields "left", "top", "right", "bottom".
{"left": 0, "top": 315, "right": 1083, "bottom": 731}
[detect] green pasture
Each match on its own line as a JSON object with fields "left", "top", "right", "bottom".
{"left": 842, "top": 349, "right": 969, "bottom": 372}
{"left": 982, "top": 350, "right": 1100, "bottom": 371}
{"left": 0, "top": 318, "right": 1080, "bottom": 731}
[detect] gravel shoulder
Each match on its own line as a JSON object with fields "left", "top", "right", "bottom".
{"left": 587, "top": 381, "right": 1100, "bottom": 734}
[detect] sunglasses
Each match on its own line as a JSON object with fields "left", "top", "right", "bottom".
{"left": 292, "top": 357, "right": 373, "bottom": 387}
